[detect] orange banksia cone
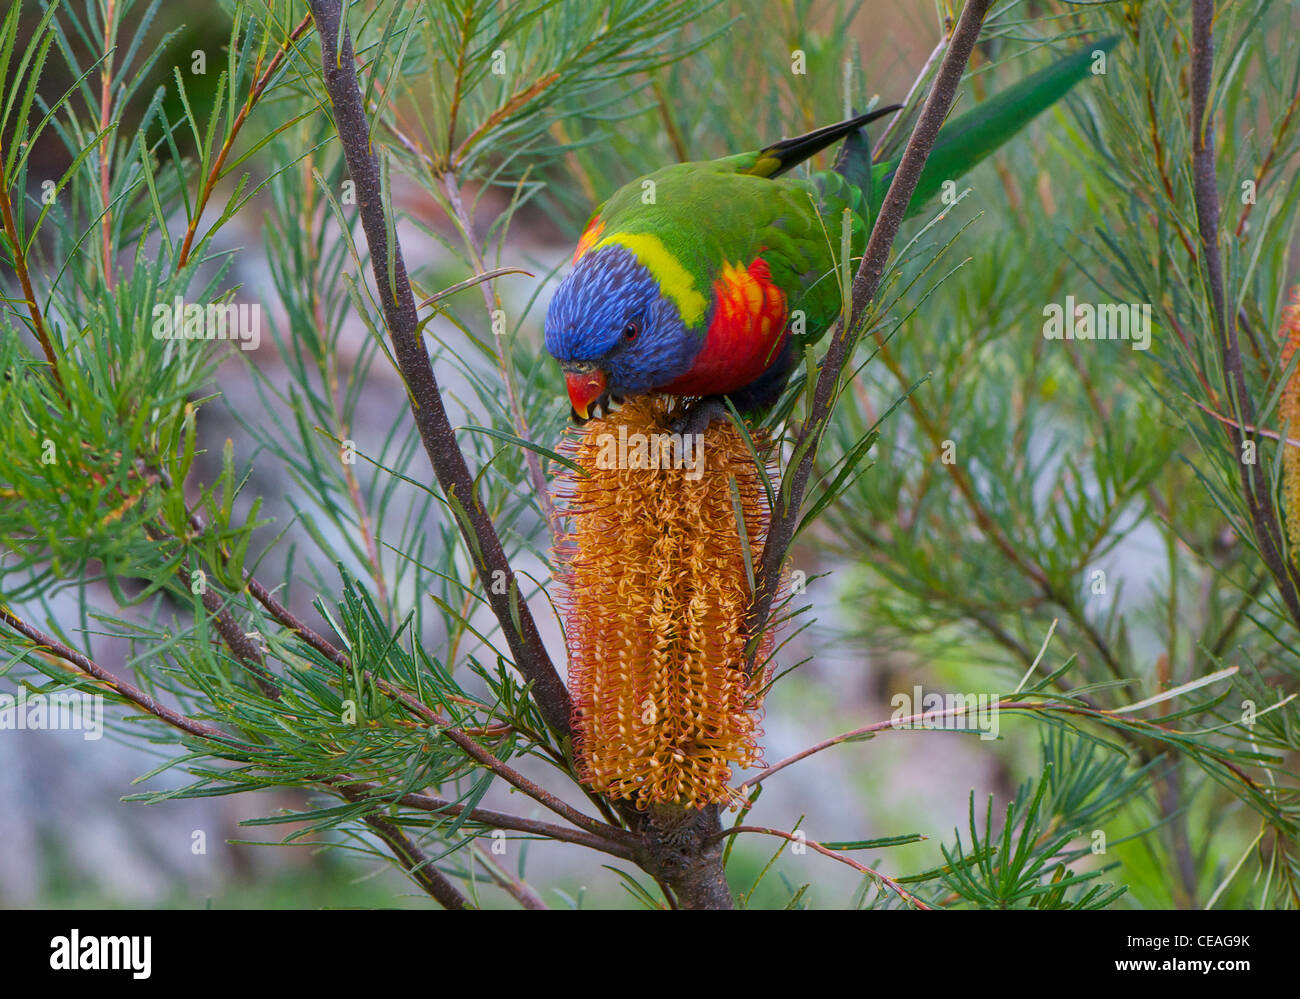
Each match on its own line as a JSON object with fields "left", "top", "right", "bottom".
{"left": 553, "top": 396, "right": 777, "bottom": 809}
{"left": 1281, "top": 286, "right": 1300, "bottom": 558}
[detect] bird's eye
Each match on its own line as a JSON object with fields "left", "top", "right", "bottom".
{"left": 622, "top": 321, "right": 639, "bottom": 341}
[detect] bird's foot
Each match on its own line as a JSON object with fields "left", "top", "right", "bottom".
{"left": 669, "top": 397, "right": 731, "bottom": 438}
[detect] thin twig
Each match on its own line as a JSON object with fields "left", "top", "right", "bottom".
{"left": 367, "top": 675, "right": 627, "bottom": 842}
{"left": 652, "top": 77, "right": 689, "bottom": 163}
{"left": 419, "top": 266, "right": 534, "bottom": 307}
{"left": 472, "top": 844, "right": 548, "bottom": 909}
{"left": 872, "top": 17, "right": 952, "bottom": 160}
{"left": 142, "top": 519, "right": 282, "bottom": 699}
{"left": 709, "top": 825, "right": 931, "bottom": 910}
{"left": 1234, "top": 81, "right": 1300, "bottom": 238}
{"left": 176, "top": 13, "right": 315, "bottom": 267}
{"left": 98, "top": 0, "right": 118, "bottom": 288}
{"left": 439, "top": 172, "right": 559, "bottom": 538}
{"left": 868, "top": 330, "right": 1052, "bottom": 590}
{"left": 0, "top": 606, "right": 237, "bottom": 743}
{"left": 0, "top": 143, "right": 62, "bottom": 389}
{"left": 198, "top": 585, "right": 281, "bottom": 699}
{"left": 746, "top": 0, "right": 995, "bottom": 672}
{"left": 742, "top": 694, "right": 1263, "bottom": 794}
{"left": 366, "top": 80, "right": 559, "bottom": 540}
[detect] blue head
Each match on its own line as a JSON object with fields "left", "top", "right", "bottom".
{"left": 544, "top": 245, "right": 695, "bottom": 419}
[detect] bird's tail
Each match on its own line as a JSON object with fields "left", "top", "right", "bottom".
{"left": 832, "top": 35, "right": 1121, "bottom": 222}
{"left": 743, "top": 104, "right": 902, "bottom": 179}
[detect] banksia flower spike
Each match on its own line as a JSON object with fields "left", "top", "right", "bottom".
{"left": 553, "top": 396, "right": 777, "bottom": 810}
{"left": 1280, "top": 285, "right": 1300, "bottom": 560}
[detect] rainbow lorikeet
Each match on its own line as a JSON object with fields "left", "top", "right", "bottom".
{"left": 545, "top": 38, "right": 1117, "bottom": 430}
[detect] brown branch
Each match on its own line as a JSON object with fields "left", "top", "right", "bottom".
{"left": 869, "top": 330, "right": 1052, "bottom": 591}
{"left": 244, "top": 569, "right": 350, "bottom": 668}
{"left": 746, "top": 0, "right": 995, "bottom": 671}
{"left": 872, "top": 17, "right": 952, "bottom": 160}
{"left": 334, "top": 780, "right": 638, "bottom": 861}
{"left": 197, "top": 584, "right": 281, "bottom": 699}
{"left": 1234, "top": 80, "right": 1300, "bottom": 239}
{"left": 1208, "top": 571, "right": 1268, "bottom": 659}
{"left": 98, "top": 0, "right": 118, "bottom": 289}
{"left": 1143, "top": 77, "right": 1198, "bottom": 260}
{"left": 0, "top": 606, "right": 237, "bottom": 744}
{"left": 361, "top": 71, "right": 560, "bottom": 542}
{"left": 472, "top": 845, "right": 548, "bottom": 909}
{"left": 0, "top": 151, "right": 62, "bottom": 389}
{"left": 710, "top": 825, "right": 931, "bottom": 910}
{"left": 443, "top": 4, "right": 473, "bottom": 161}
{"left": 176, "top": 13, "right": 315, "bottom": 267}
{"left": 652, "top": 77, "right": 689, "bottom": 163}
{"left": 451, "top": 72, "right": 561, "bottom": 169}
{"left": 743, "top": 695, "right": 1264, "bottom": 795}
{"left": 304, "top": 0, "right": 572, "bottom": 741}
{"left": 741, "top": 701, "right": 1018, "bottom": 791}
{"left": 143, "top": 517, "right": 282, "bottom": 699}
{"left": 1189, "top": 0, "right": 1300, "bottom": 626}
{"left": 338, "top": 786, "right": 473, "bottom": 909}
{"left": 361, "top": 812, "right": 472, "bottom": 908}
{"left": 368, "top": 675, "right": 626, "bottom": 842}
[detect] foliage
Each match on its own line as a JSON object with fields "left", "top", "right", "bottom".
{"left": 1, "top": 0, "right": 1297, "bottom": 908}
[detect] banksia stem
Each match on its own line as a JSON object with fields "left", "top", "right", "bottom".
{"left": 554, "top": 396, "right": 776, "bottom": 809}
{"left": 1281, "top": 285, "right": 1300, "bottom": 558}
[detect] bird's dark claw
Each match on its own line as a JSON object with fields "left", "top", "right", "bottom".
{"left": 669, "top": 397, "right": 730, "bottom": 437}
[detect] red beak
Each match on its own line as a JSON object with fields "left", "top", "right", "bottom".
{"left": 565, "top": 368, "right": 607, "bottom": 420}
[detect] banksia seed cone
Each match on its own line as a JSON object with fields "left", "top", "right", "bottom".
{"left": 553, "top": 396, "right": 776, "bottom": 809}
{"left": 1281, "top": 286, "right": 1300, "bottom": 557}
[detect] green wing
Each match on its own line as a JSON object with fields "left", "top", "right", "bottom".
{"left": 578, "top": 36, "right": 1119, "bottom": 348}
{"left": 586, "top": 162, "right": 846, "bottom": 338}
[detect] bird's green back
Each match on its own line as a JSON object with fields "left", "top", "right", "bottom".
{"left": 584, "top": 162, "right": 857, "bottom": 343}
{"left": 578, "top": 35, "right": 1119, "bottom": 348}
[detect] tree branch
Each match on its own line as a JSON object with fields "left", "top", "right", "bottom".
{"left": 176, "top": 12, "right": 316, "bottom": 267}
{"left": 709, "top": 825, "right": 930, "bottom": 909}
{"left": 742, "top": 694, "right": 1265, "bottom": 796}
{"left": 439, "top": 171, "right": 559, "bottom": 541}
{"left": 746, "top": 0, "right": 995, "bottom": 669}
{"left": 303, "top": 0, "right": 571, "bottom": 740}
{"left": 0, "top": 147, "right": 63, "bottom": 390}
{"left": 0, "top": 606, "right": 239, "bottom": 744}
{"left": 472, "top": 844, "right": 548, "bottom": 910}
{"left": 367, "top": 675, "right": 626, "bottom": 842}
{"left": 1189, "top": 0, "right": 1300, "bottom": 626}
{"left": 334, "top": 780, "right": 638, "bottom": 861}
{"left": 339, "top": 786, "right": 474, "bottom": 909}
